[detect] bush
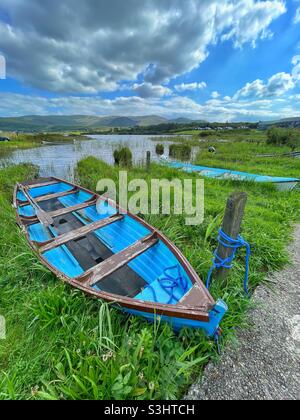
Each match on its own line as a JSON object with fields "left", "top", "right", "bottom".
{"left": 287, "top": 130, "right": 300, "bottom": 150}
{"left": 113, "top": 147, "right": 133, "bottom": 167}
{"left": 169, "top": 143, "right": 191, "bottom": 160}
{"left": 199, "top": 131, "right": 215, "bottom": 138}
{"left": 155, "top": 144, "right": 164, "bottom": 155}
{"left": 267, "top": 127, "right": 292, "bottom": 146}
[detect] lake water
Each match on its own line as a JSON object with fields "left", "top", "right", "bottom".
{"left": 0, "top": 134, "right": 197, "bottom": 180}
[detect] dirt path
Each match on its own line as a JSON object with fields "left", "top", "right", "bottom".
{"left": 187, "top": 225, "right": 300, "bottom": 400}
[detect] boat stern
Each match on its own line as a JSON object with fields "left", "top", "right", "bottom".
{"left": 124, "top": 299, "right": 228, "bottom": 337}
{"left": 203, "top": 299, "right": 228, "bottom": 337}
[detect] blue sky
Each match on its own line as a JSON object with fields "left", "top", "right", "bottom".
{"left": 0, "top": 0, "right": 300, "bottom": 121}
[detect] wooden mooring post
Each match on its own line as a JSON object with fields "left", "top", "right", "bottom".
{"left": 146, "top": 151, "right": 151, "bottom": 171}
{"left": 216, "top": 192, "right": 248, "bottom": 281}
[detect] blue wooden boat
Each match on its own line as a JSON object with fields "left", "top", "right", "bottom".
{"left": 166, "top": 161, "right": 300, "bottom": 191}
{"left": 14, "top": 177, "right": 227, "bottom": 336}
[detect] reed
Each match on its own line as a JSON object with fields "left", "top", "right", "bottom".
{"left": 155, "top": 144, "right": 164, "bottom": 155}
{"left": 113, "top": 147, "right": 133, "bottom": 167}
{"left": 169, "top": 143, "right": 192, "bottom": 160}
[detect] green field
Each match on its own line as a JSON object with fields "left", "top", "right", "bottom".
{"left": 0, "top": 135, "right": 299, "bottom": 400}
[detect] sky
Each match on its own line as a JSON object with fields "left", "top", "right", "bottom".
{"left": 0, "top": 0, "right": 300, "bottom": 122}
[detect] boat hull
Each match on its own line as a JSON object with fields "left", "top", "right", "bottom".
{"left": 125, "top": 299, "right": 228, "bottom": 335}
{"left": 166, "top": 161, "right": 300, "bottom": 191}
{"left": 14, "top": 176, "right": 227, "bottom": 337}
{"left": 275, "top": 182, "right": 299, "bottom": 192}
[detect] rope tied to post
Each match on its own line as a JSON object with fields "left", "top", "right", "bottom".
{"left": 206, "top": 229, "right": 251, "bottom": 296}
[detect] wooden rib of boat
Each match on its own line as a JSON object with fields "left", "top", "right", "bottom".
{"left": 14, "top": 177, "right": 227, "bottom": 336}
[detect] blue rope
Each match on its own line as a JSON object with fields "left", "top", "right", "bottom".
{"left": 148, "top": 265, "right": 188, "bottom": 304}
{"left": 214, "top": 328, "right": 222, "bottom": 355}
{"left": 206, "top": 229, "right": 251, "bottom": 295}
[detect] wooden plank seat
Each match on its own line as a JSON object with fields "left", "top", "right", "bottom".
{"left": 26, "top": 179, "right": 59, "bottom": 189}
{"left": 47, "top": 195, "right": 97, "bottom": 218}
{"left": 18, "top": 183, "right": 55, "bottom": 226}
{"left": 19, "top": 194, "right": 97, "bottom": 225}
{"left": 37, "top": 214, "right": 124, "bottom": 253}
{"left": 179, "top": 285, "right": 210, "bottom": 310}
{"left": 76, "top": 233, "right": 159, "bottom": 287}
{"left": 18, "top": 187, "right": 78, "bottom": 207}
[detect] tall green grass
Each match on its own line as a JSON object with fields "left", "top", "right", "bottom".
{"left": 113, "top": 147, "right": 133, "bottom": 168}
{"left": 194, "top": 141, "right": 300, "bottom": 178}
{"left": 77, "top": 156, "right": 299, "bottom": 292}
{"left": 155, "top": 144, "right": 164, "bottom": 155}
{"left": 0, "top": 165, "right": 219, "bottom": 400}
{"left": 169, "top": 144, "right": 192, "bottom": 160}
{"left": 0, "top": 145, "right": 299, "bottom": 400}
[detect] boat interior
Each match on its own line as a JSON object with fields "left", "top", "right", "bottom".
{"left": 17, "top": 179, "right": 193, "bottom": 305}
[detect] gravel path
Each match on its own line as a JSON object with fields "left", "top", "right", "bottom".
{"left": 187, "top": 225, "right": 300, "bottom": 401}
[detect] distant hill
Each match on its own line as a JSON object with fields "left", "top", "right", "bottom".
{"left": 259, "top": 117, "right": 300, "bottom": 129}
{"left": 170, "top": 117, "right": 194, "bottom": 124}
{"left": 0, "top": 114, "right": 173, "bottom": 132}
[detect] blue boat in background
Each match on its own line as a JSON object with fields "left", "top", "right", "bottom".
{"left": 166, "top": 161, "right": 300, "bottom": 191}
{"left": 14, "top": 177, "right": 227, "bottom": 337}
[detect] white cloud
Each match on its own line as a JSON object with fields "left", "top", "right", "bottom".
{"left": 1, "top": 91, "right": 294, "bottom": 122}
{"left": 234, "top": 56, "right": 299, "bottom": 101}
{"left": 0, "top": 0, "right": 286, "bottom": 93}
{"left": 174, "top": 82, "right": 207, "bottom": 92}
{"left": 132, "top": 83, "right": 172, "bottom": 98}
{"left": 292, "top": 55, "right": 300, "bottom": 66}
{"left": 234, "top": 56, "right": 300, "bottom": 102}
{"left": 235, "top": 79, "right": 266, "bottom": 98}
{"left": 218, "top": 0, "right": 286, "bottom": 48}
{"left": 235, "top": 72, "right": 295, "bottom": 99}
{"left": 292, "top": 55, "right": 300, "bottom": 80}
{"left": 267, "top": 72, "right": 295, "bottom": 95}
{"left": 290, "top": 94, "right": 300, "bottom": 101}
{"left": 211, "top": 91, "right": 220, "bottom": 99}
{"left": 294, "top": 7, "right": 300, "bottom": 24}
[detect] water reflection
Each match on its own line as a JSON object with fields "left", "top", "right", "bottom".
{"left": 0, "top": 135, "right": 197, "bottom": 180}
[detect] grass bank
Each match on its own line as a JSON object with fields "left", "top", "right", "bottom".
{"left": 152, "top": 130, "right": 299, "bottom": 161}
{"left": 0, "top": 132, "right": 89, "bottom": 158}
{"left": 0, "top": 148, "right": 299, "bottom": 399}
{"left": 194, "top": 141, "right": 300, "bottom": 178}
{"left": 175, "top": 129, "right": 267, "bottom": 143}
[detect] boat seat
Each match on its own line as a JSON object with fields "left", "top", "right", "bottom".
{"left": 18, "top": 187, "right": 77, "bottom": 206}
{"left": 77, "top": 234, "right": 159, "bottom": 286}
{"left": 42, "top": 210, "right": 148, "bottom": 296}
{"left": 26, "top": 179, "right": 59, "bottom": 189}
{"left": 37, "top": 214, "right": 124, "bottom": 253}
{"left": 135, "top": 276, "right": 188, "bottom": 305}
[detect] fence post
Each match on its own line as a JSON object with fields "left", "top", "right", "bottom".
{"left": 146, "top": 151, "right": 151, "bottom": 171}
{"left": 216, "top": 192, "right": 248, "bottom": 281}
